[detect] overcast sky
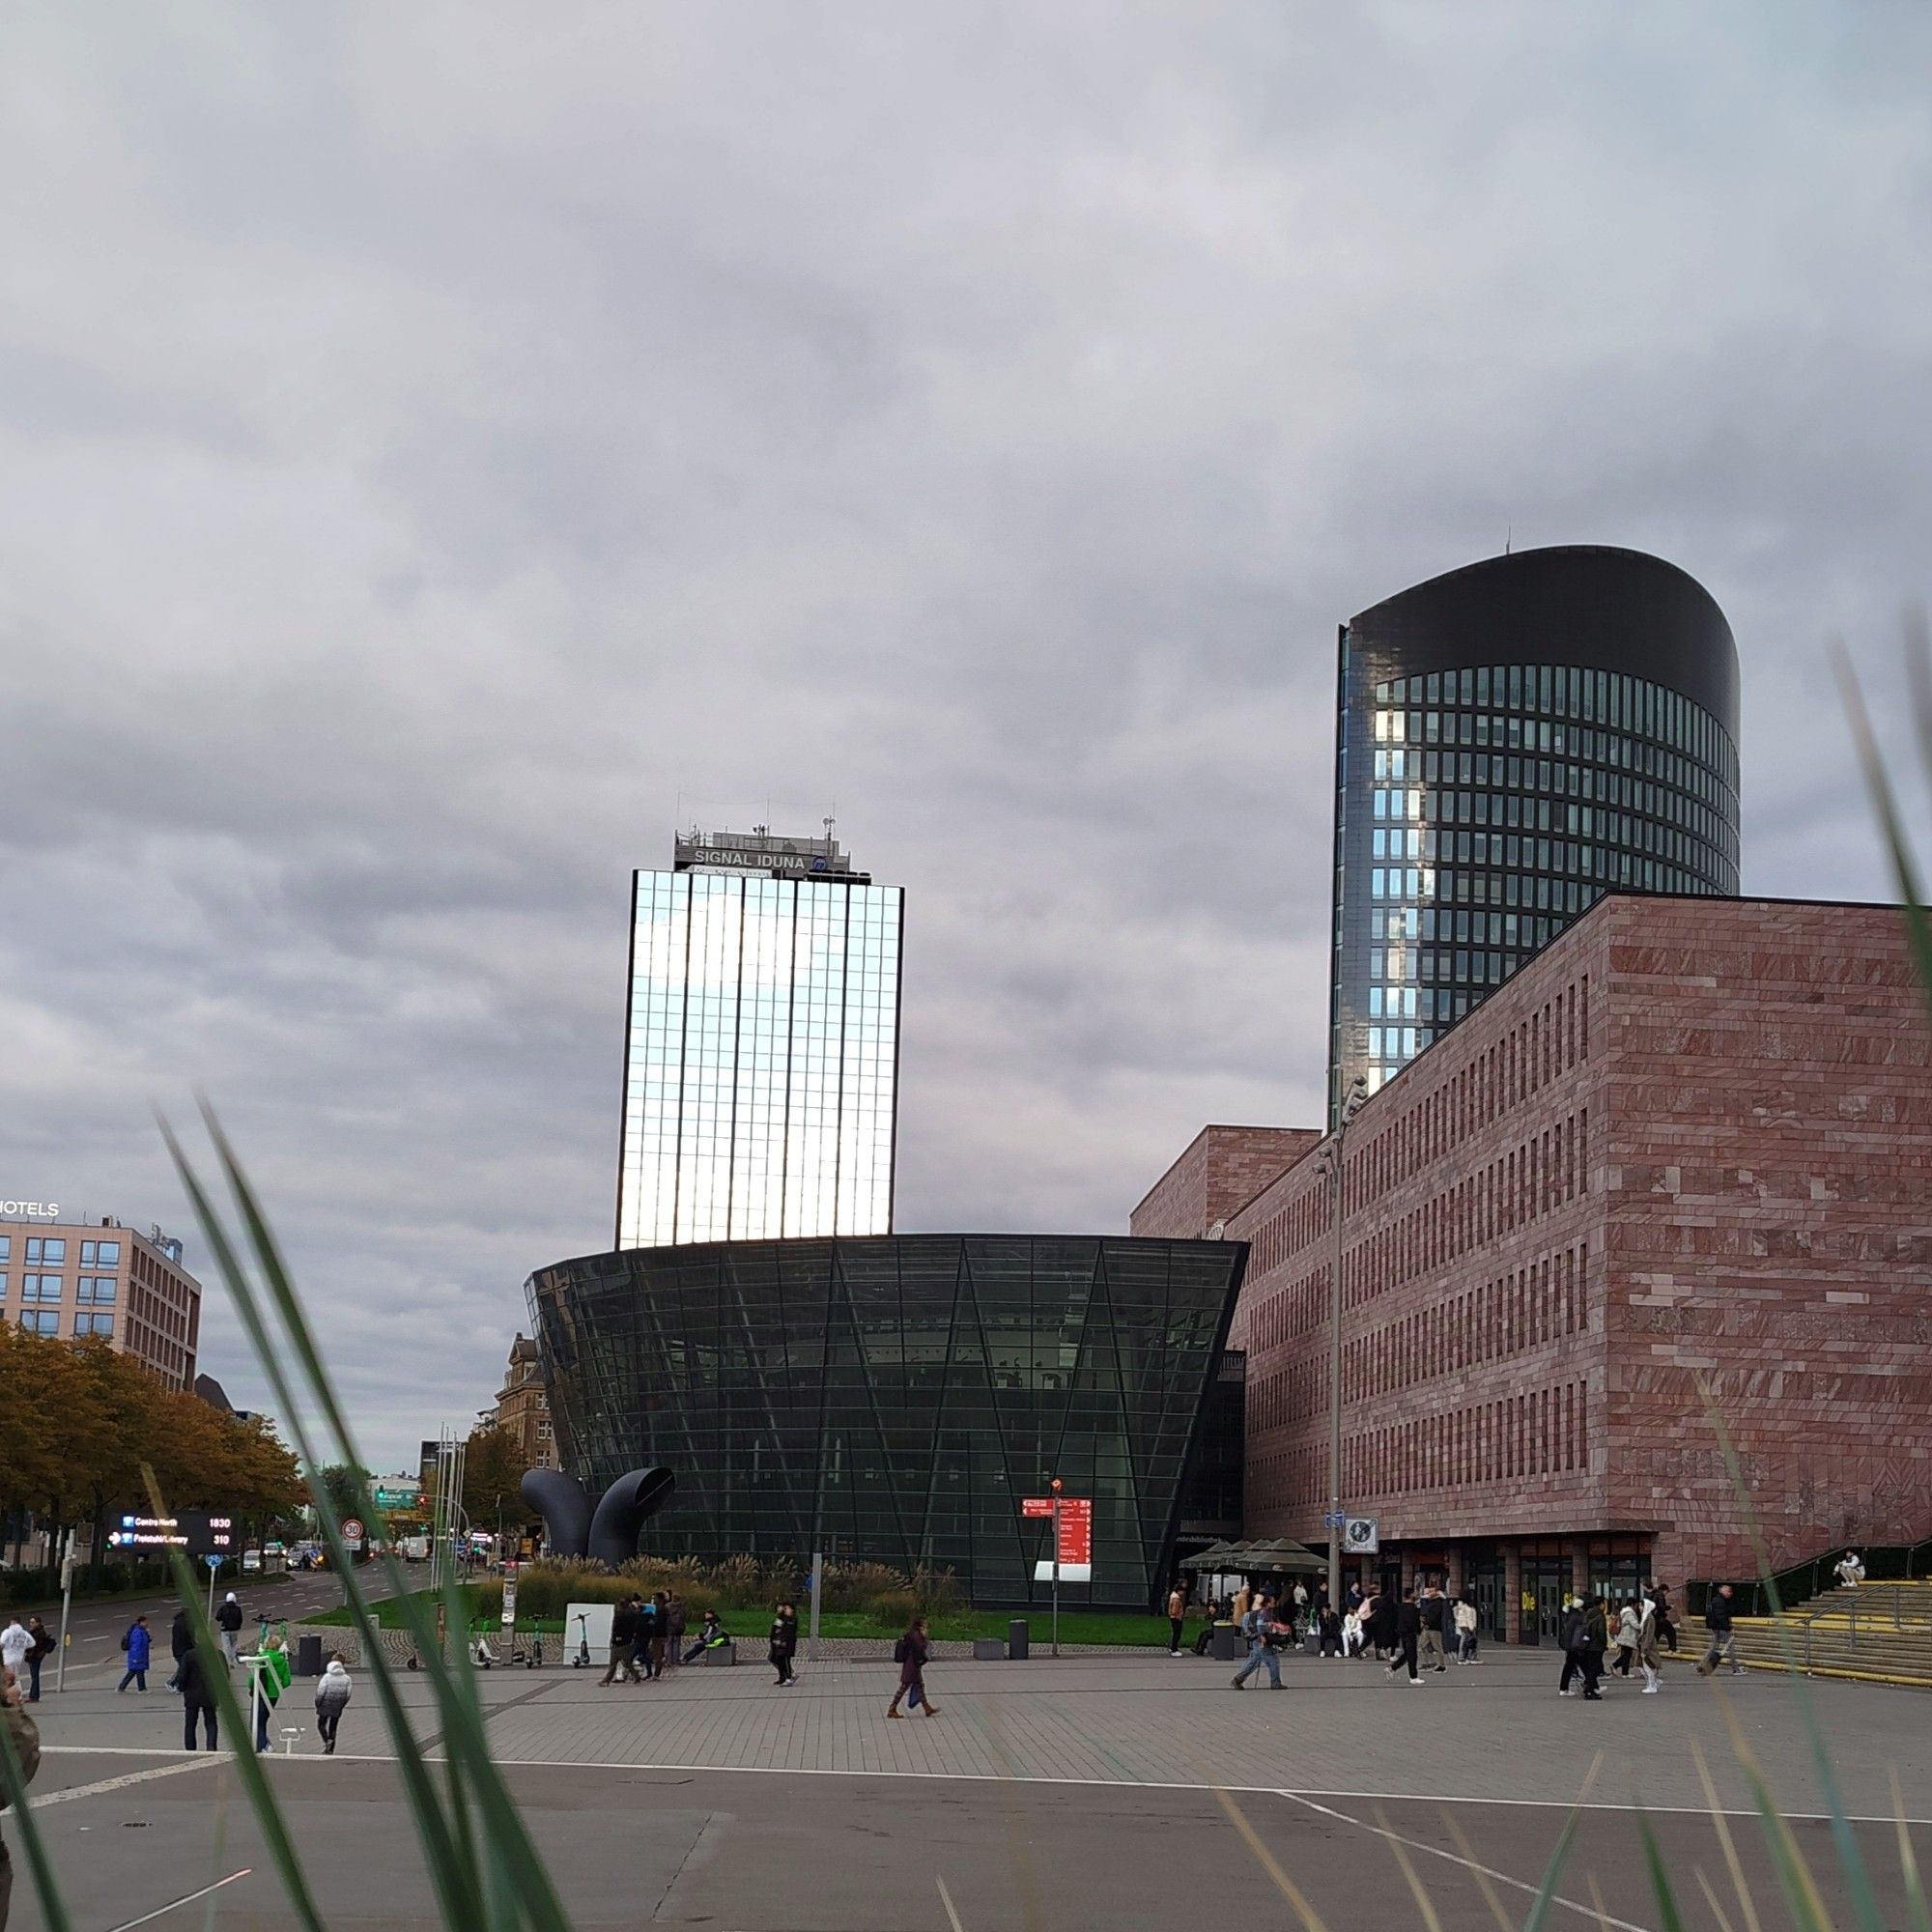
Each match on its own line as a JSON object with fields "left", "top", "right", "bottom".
{"left": 4, "top": 4, "right": 1928, "bottom": 1471}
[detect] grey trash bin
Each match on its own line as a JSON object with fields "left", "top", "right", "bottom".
{"left": 1209, "top": 1622, "right": 1242, "bottom": 1662}
{"left": 702, "top": 1640, "right": 736, "bottom": 1667}
{"left": 1008, "top": 1619, "right": 1030, "bottom": 1661}
{"left": 295, "top": 1634, "right": 325, "bottom": 1678}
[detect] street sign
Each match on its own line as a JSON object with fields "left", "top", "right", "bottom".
{"left": 341, "top": 1519, "right": 366, "bottom": 1544}
{"left": 1343, "top": 1517, "right": 1379, "bottom": 1554}
{"left": 1321, "top": 1511, "right": 1346, "bottom": 1529}
{"left": 203, "top": 1554, "right": 223, "bottom": 1571}
{"left": 500, "top": 1564, "right": 519, "bottom": 1628}
{"left": 1023, "top": 1495, "right": 1093, "bottom": 1583}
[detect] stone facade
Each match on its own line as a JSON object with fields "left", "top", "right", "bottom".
{"left": 495, "top": 1332, "right": 557, "bottom": 1472}
{"left": 1134, "top": 895, "right": 1932, "bottom": 1637}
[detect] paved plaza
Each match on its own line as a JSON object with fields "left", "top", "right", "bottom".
{"left": 11, "top": 1642, "right": 1931, "bottom": 1928}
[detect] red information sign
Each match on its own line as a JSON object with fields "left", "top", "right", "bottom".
{"left": 1020, "top": 1496, "right": 1091, "bottom": 1568}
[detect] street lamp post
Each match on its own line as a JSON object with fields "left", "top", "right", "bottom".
{"left": 1324, "top": 1074, "right": 1369, "bottom": 1610}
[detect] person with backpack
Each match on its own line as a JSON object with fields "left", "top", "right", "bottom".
{"left": 2, "top": 1663, "right": 45, "bottom": 1927}
{"left": 1231, "top": 1592, "right": 1283, "bottom": 1690}
{"left": 888, "top": 1616, "right": 940, "bottom": 1719}
{"left": 769, "top": 1603, "right": 799, "bottom": 1687}
{"left": 313, "top": 1653, "right": 353, "bottom": 1754}
{"left": 174, "top": 1637, "right": 224, "bottom": 1752}
{"left": 118, "top": 1614, "right": 153, "bottom": 1692}
{"left": 20, "top": 1619, "right": 52, "bottom": 1706}
{"left": 215, "top": 1592, "right": 244, "bottom": 1665}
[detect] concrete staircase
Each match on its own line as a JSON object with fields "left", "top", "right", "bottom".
{"left": 1731, "top": 1579, "right": 1932, "bottom": 1689}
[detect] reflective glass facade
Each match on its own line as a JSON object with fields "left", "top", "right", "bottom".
{"left": 616, "top": 868, "right": 903, "bottom": 1246}
{"left": 1329, "top": 547, "right": 1740, "bottom": 1122}
{"left": 527, "top": 1234, "right": 1247, "bottom": 1608}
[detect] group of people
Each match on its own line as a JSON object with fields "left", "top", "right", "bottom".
{"left": 595, "top": 1592, "right": 770, "bottom": 1684}
{"left": 147, "top": 1593, "right": 350, "bottom": 1755}
{"left": 0, "top": 1614, "right": 54, "bottom": 1703}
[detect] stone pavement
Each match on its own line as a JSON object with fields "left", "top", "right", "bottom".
{"left": 32, "top": 1640, "right": 1931, "bottom": 1821}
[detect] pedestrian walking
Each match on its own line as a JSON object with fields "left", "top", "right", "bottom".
{"left": 1835, "top": 1550, "right": 1866, "bottom": 1590}
{"left": 1556, "top": 1598, "right": 1584, "bottom": 1695}
{"left": 888, "top": 1616, "right": 940, "bottom": 1719}
{"left": 21, "top": 1619, "right": 51, "bottom": 1704}
{"left": 1453, "top": 1594, "right": 1479, "bottom": 1662}
{"left": 313, "top": 1653, "right": 353, "bottom": 1754}
{"left": 1634, "top": 1590, "right": 1663, "bottom": 1692}
{"left": 215, "top": 1591, "right": 244, "bottom": 1665}
{"left": 1577, "top": 1597, "right": 1608, "bottom": 1700}
{"left": 1366, "top": 1586, "right": 1399, "bottom": 1662}
{"left": 647, "top": 1592, "right": 670, "bottom": 1679}
{"left": 599, "top": 1599, "right": 641, "bottom": 1686}
{"left": 1166, "top": 1584, "right": 1187, "bottom": 1657}
{"left": 2, "top": 1662, "right": 45, "bottom": 1927}
{"left": 117, "top": 1614, "right": 153, "bottom": 1692}
{"left": 769, "top": 1603, "right": 799, "bottom": 1686}
{"left": 1696, "top": 1583, "right": 1744, "bottom": 1678}
{"left": 1649, "top": 1579, "right": 1679, "bottom": 1652}
{"left": 634, "top": 1593, "right": 661, "bottom": 1680}
{"left": 1230, "top": 1592, "right": 1283, "bottom": 1690}
{"left": 1386, "top": 1588, "right": 1423, "bottom": 1685}
{"left": 249, "top": 1632, "right": 291, "bottom": 1751}
{"left": 1612, "top": 1601, "right": 1639, "bottom": 1676}
{"left": 1418, "top": 1583, "right": 1449, "bottom": 1671}
{"left": 175, "top": 1639, "right": 223, "bottom": 1752}
{"left": 665, "top": 1593, "right": 688, "bottom": 1671}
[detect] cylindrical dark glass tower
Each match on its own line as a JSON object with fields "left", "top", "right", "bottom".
{"left": 1327, "top": 546, "right": 1739, "bottom": 1124}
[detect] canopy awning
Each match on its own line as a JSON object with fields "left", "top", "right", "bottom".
{"left": 1179, "top": 1537, "right": 1326, "bottom": 1575}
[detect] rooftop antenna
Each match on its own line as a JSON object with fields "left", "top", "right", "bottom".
{"left": 822, "top": 812, "right": 836, "bottom": 855}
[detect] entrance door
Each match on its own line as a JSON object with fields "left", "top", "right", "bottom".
{"left": 1520, "top": 1557, "right": 1568, "bottom": 1646}
{"left": 1465, "top": 1549, "right": 1506, "bottom": 1638}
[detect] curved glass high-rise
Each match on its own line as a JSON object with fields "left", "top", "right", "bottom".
{"left": 1328, "top": 546, "right": 1739, "bottom": 1122}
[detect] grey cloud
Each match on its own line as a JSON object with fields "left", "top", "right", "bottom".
{"left": 1, "top": 1, "right": 1926, "bottom": 1463}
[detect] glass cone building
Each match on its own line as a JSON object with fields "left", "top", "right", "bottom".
{"left": 526, "top": 1234, "right": 1247, "bottom": 1608}
{"left": 616, "top": 830, "right": 903, "bottom": 1248}
{"left": 1328, "top": 546, "right": 1740, "bottom": 1123}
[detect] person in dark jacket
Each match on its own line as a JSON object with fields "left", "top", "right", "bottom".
{"left": 1577, "top": 1598, "right": 1608, "bottom": 1701}
{"left": 175, "top": 1641, "right": 222, "bottom": 1751}
{"left": 1318, "top": 1605, "right": 1344, "bottom": 1657}
{"left": 647, "top": 1592, "right": 670, "bottom": 1679}
{"left": 1384, "top": 1589, "right": 1423, "bottom": 1684}
{"left": 1366, "top": 1589, "right": 1399, "bottom": 1660}
{"left": 665, "top": 1594, "right": 688, "bottom": 1671}
{"left": 599, "top": 1601, "right": 641, "bottom": 1686}
{"left": 23, "top": 1617, "right": 53, "bottom": 1703}
{"left": 1417, "top": 1585, "right": 1450, "bottom": 1671}
{"left": 1648, "top": 1579, "right": 1679, "bottom": 1652}
{"left": 1697, "top": 1583, "right": 1742, "bottom": 1677}
{"left": 214, "top": 1592, "right": 244, "bottom": 1665}
{"left": 1557, "top": 1600, "right": 1585, "bottom": 1694}
{"left": 166, "top": 1608, "right": 192, "bottom": 1690}
{"left": 888, "top": 1617, "right": 940, "bottom": 1719}
{"left": 769, "top": 1603, "right": 799, "bottom": 1686}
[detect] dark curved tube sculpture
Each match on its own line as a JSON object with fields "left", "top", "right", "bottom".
{"left": 587, "top": 1467, "right": 675, "bottom": 1571}
{"left": 520, "top": 1468, "right": 591, "bottom": 1560}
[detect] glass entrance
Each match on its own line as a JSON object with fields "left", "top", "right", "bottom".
{"left": 1520, "top": 1556, "right": 1568, "bottom": 1645}
{"left": 1464, "top": 1547, "right": 1506, "bottom": 1638}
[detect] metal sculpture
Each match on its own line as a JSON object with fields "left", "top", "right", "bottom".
{"left": 519, "top": 1465, "right": 674, "bottom": 1569}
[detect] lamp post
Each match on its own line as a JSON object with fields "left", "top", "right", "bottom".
{"left": 1323, "top": 1074, "right": 1369, "bottom": 1609}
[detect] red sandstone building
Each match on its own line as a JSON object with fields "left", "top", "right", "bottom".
{"left": 1133, "top": 895, "right": 1932, "bottom": 1641}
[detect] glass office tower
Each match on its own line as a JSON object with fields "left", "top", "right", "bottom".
{"left": 1328, "top": 546, "right": 1740, "bottom": 1123}
{"left": 616, "top": 829, "right": 903, "bottom": 1247}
